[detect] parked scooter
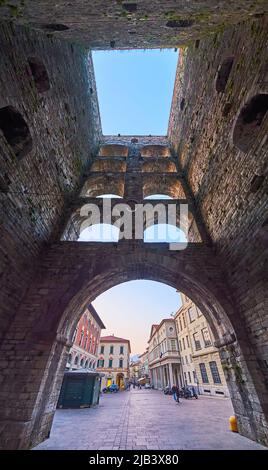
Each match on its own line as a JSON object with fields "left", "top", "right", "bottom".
{"left": 179, "top": 386, "right": 198, "bottom": 399}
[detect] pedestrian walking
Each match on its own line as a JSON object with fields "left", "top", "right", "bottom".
{"left": 175, "top": 386, "right": 180, "bottom": 403}
{"left": 171, "top": 384, "right": 178, "bottom": 402}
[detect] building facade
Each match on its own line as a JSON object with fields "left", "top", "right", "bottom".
{"left": 129, "top": 360, "right": 141, "bottom": 382}
{"left": 148, "top": 320, "right": 181, "bottom": 389}
{"left": 66, "top": 305, "right": 105, "bottom": 371}
{"left": 97, "top": 335, "right": 131, "bottom": 389}
{"left": 175, "top": 294, "right": 229, "bottom": 397}
{"left": 139, "top": 349, "right": 150, "bottom": 380}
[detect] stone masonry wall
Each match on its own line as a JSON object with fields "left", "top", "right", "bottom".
{"left": 0, "top": 22, "right": 101, "bottom": 341}
{"left": 169, "top": 16, "right": 268, "bottom": 443}
{"left": 0, "top": 1, "right": 268, "bottom": 48}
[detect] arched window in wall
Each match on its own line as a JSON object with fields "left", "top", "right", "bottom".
{"left": 233, "top": 94, "right": 268, "bottom": 153}
{"left": 98, "top": 144, "right": 128, "bottom": 157}
{"left": 0, "top": 106, "right": 32, "bottom": 160}
{"left": 144, "top": 194, "right": 173, "bottom": 200}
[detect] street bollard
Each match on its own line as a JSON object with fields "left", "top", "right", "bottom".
{"left": 229, "top": 415, "right": 238, "bottom": 432}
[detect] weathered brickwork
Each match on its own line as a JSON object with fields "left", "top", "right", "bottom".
{"left": 169, "top": 16, "right": 268, "bottom": 443}
{"left": 0, "top": 4, "right": 267, "bottom": 451}
{"left": 0, "top": 1, "right": 268, "bottom": 48}
{"left": 0, "top": 22, "right": 101, "bottom": 340}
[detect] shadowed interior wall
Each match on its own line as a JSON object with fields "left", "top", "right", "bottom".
{"left": 0, "top": 22, "right": 101, "bottom": 341}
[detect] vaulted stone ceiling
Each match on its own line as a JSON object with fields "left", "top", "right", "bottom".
{"left": 0, "top": 0, "right": 268, "bottom": 47}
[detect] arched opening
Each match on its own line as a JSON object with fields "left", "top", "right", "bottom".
{"left": 78, "top": 224, "right": 120, "bottom": 242}
{"left": 74, "top": 356, "right": 79, "bottom": 366}
{"left": 80, "top": 358, "right": 84, "bottom": 368}
{"left": 98, "top": 144, "right": 129, "bottom": 157}
{"left": 144, "top": 224, "right": 187, "bottom": 243}
{"left": 233, "top": 94, "right": 268, "bottom": 153}
{"left": 8, "top": 249, "right": 267, "bottom": 450}
{"left": 140, "top": 145, "right": 170, "bottom": 158}
{"left": 27, "top": 57, "right": 50, "bottom": 93}
{"left": 0, "top": 106, "right": 32, "bottom": 159}
{"left": 215, "top": 57, "right": 234, "bottom": 93}
{"left": 143, "top": 176, "right": 185, "bottom": 199}
{"left": 142, "top": 160, "right": 177, "bottom": 173}
{"left": 91, "top": 159, "right": 127, "bottom": 172}
{"left": 35, "top": 275, "right": 255, "bottom": 450}
{"left": 80, "top": 174, "right": 125, "bottom": 197}
{"left": 116, "top": 373, "right": 125, "bottom": 389}
{"left": 96, "top": 194, "right": 123, "bottom": 199}
{"left": 144, "top": 194, "right": 173, "bottom": 200}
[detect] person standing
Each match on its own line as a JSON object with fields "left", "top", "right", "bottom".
{"left": 171, "top": 384, "right": 178, "bottom": 402}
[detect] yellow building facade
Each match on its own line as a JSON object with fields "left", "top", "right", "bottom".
{"left": 175, "top": 294, "right": 229, "bottom": 398}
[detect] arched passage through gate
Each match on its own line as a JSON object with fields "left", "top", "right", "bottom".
{"left": 2, "top": 243, "right": 266, "bottom": 449}
{"left": 17, "top": 241, "right": 267, "bottom": 449}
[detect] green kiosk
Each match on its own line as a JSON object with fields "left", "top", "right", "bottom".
{"left": 57, "top": 370, "right": 103, "bottom": 409}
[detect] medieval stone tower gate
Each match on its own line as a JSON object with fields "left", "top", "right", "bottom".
{"left": 0, "top": 1, "right": 267, "bottom": 449}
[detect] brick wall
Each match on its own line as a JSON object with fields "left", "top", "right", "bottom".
{"left": 0, "top": 22, "right": 101, "bottom": 341}
{"left": 0, "top": 1, "right": 267, "bottom": 48}
{"left": 169, "top": 17, "right": 268, "bottom": 440}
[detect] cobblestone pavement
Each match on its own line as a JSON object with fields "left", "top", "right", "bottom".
{"left": 35, "top": 389, "right": 266, "bottom": 450}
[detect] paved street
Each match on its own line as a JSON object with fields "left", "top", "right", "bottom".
{"left": 35, "top": 389, "right": 266, "bottom": 450}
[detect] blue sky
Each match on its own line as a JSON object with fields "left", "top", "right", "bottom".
{"left": 87, "top": 51, "right": 182, "bottom": 355}
{"left": 93, "top": 281, "right": 182, "bottom": 356}
{"left": 92, "top": 49, "right": 178, "bottom": 135}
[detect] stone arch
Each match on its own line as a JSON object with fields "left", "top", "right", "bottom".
{"left": 0, "top": 106, "right": 32, "bottom": 160}
{"left": 233, "top": 93, "right": 268, "bottom": 153}
{"left": 27, "top": 57, "right": 50, "bottom": 93}
{"left": 2, "top": 243, "right": 267, "bottom": 448}
{"left": 53, "top": 246, "right": 236, "bottom": 347}
{"left": 142, "top": 160, "right": 177, "bottom": 173}
{"left": 80, "top": 174, "right": 125, "bottom": 197}
{"left": 141, "top": 206, "right": 194, "bottom": 237}
{"left": 140, "top": 145, "right": 171, "bottom": 158}
{"left": 143, "top": 175, "right": 185, "bottom": 199}
{"left": 91, "top": 159, "right": 127, "bottom": 173}
{"left": 98, "top": 144, "right": 129, "bottom": 157}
